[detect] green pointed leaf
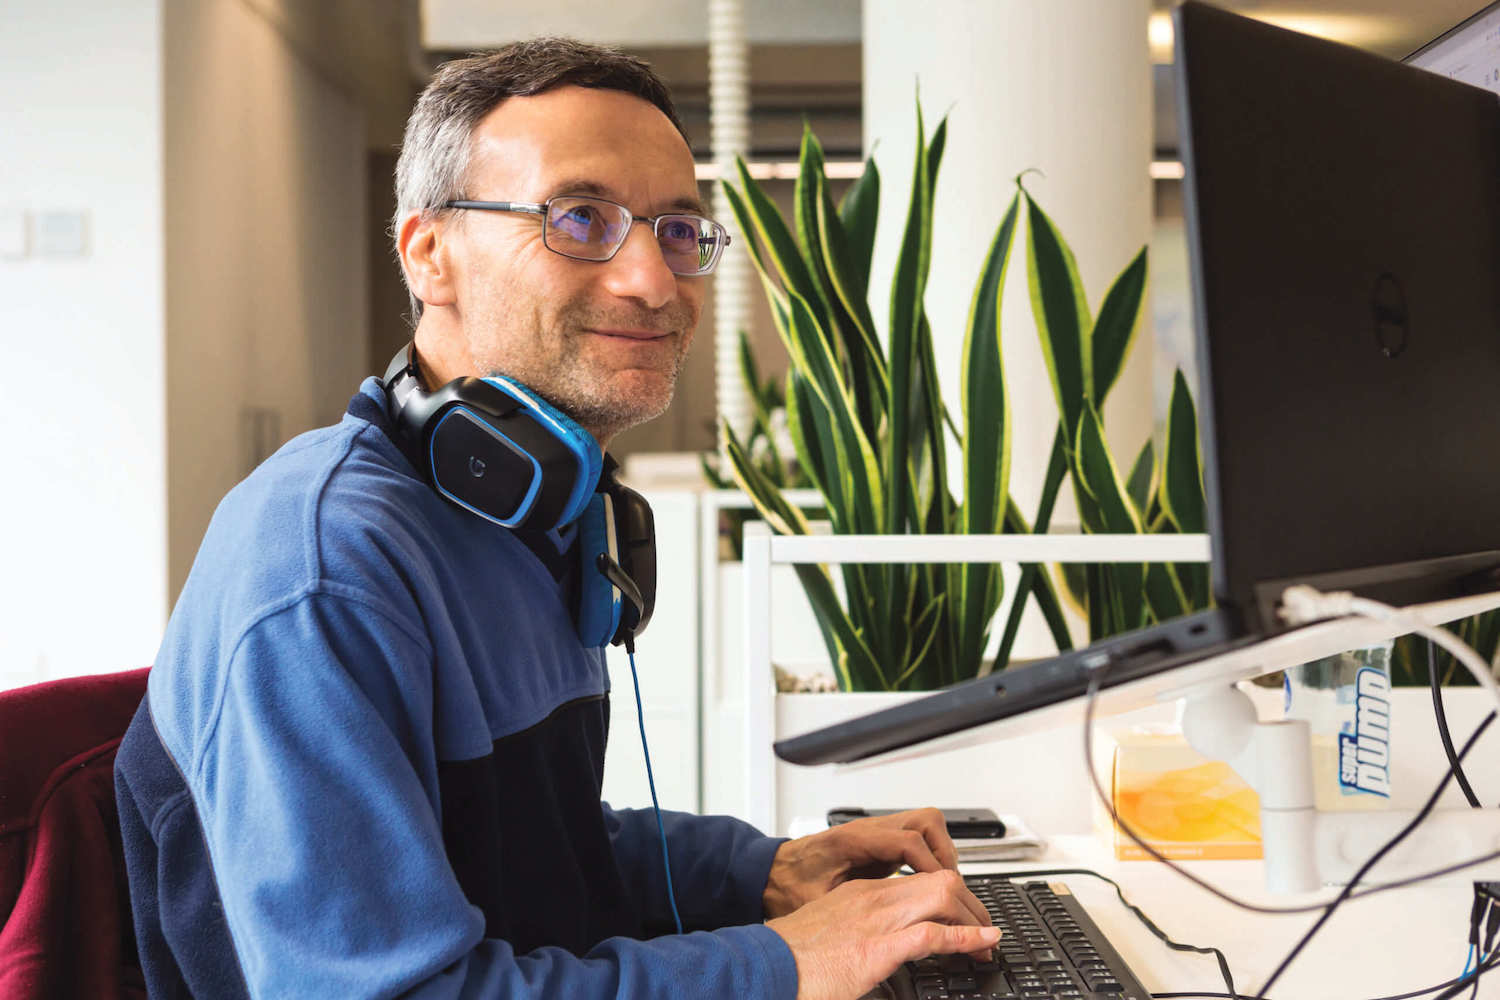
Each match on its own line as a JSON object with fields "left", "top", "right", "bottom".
{"left": 837, "top": 157, "right": 881, "bottom": 299}
{"left": 793, "top": 126, "right": 838, "bottom": 323}
{"left": 953, "top": 195, "right": 1020, "bottom": 670}
{"left": 1024, "top": 191, "right": 1093, "bottom": 439}
{"left": 722, "top": 422, "right": 814, "bottom": 539}
{"left": 1075, "top": 405, "right": 1143, "bottom": 534}
{"left": 700, "top": 451, "right": 729, "bottom": 490}
{"left": 1161, "top": 369, "right": 1206, "bottom": 534}
{"left": 814, "top": 170, "right": 888, "bottom": 392}
{"left": 1126, "top": 439, "right": 1155, "bottom": 516}
{"left": 724, "top": 159, "right": 821, "bottom": 314}
{"left": 1092, "top": 247, "right": 1148, "bottom": 404}
{"left": 1075, "top": 405, "right": 1146, "bottom": 630}
{"left": 1184, "top": 565, "right": 1211, "bottom": 609}
{"left": 893, "top": 594, "right": 947, "bottom": 688}
{"left": 887, "top": 97, "right": 932, "bottom": 538}
{"left": 792, "top": 562, "right": 887, "bottom": 691}
{"left": 725, "top": 423, "right": 888, "bottom": 691}
{"left": 784, "top": 370, "right": 829, "bottom": 500}
{"left": 1060, "top": 562, "right": 1088, "bottom": 616}
{"left": 1144, "top": 562, "right": 1189, "bottom": 624}
{"left": 783, "top": 287, "right": 885, "bottom": 534}
{"left": 925, "top": 114, "right": 948, "bottom": 215}
{"left": 994, "top": 428, "right": 1072, "bottom": 669}
{"left": 998, "top": 496, "right": 1074, "bottom": 660}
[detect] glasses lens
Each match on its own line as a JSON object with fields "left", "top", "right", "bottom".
{"left": 545, "top": 197, "right": 629, "bottom": 260}
{"left": 656, "top": 216, "right": 726, "bottom": 275}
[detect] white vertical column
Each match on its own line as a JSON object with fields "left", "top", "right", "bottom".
{"left": 708, "top": 0, "right": 753, "bottom": 457}
{"left": 742, "top": 522, "right": 775, "bottom": 834}
{"left": 862, "top": 0, "right": 1155, "bottom": 518}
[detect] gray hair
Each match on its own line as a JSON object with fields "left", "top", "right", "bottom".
{"left": 391, "top": 38, "right": 688, "bottom": 325}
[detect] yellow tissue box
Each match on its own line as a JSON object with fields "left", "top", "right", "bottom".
{"left": 1096, "top": 730, "right": 1262, "bottom": 860}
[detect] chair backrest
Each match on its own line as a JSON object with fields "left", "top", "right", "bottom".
{"left": 0, "top": 668, "right": 150, "bottom": 1000}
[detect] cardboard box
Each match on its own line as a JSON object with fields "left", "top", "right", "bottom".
{"left": 1096, "top": 729, "right": 1262, "bottom": 860}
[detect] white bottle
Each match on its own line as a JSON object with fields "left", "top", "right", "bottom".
{"left": 1283, "top": 643, "right": 1394, "bottom": 811}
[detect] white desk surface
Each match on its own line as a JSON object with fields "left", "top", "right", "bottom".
{"left": 965, "top": 834, "right": 1490, "bottom": 1000}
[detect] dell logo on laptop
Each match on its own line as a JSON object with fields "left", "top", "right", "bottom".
{"left": 1371, "top": 272, "right": 1409, "bottom": 359}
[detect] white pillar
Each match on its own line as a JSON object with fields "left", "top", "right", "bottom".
{"left": 863, "top": 0, "right": 1155, "bottom": 519}
{"left": 709, "top": 0, "right": 753, "bottom": 457}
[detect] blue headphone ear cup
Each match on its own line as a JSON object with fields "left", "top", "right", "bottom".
{"left": 482, "top": 375, "right": 602, "bottom": 526}
{"left": 576, "top": 494, "right": 622, "bottom": 648}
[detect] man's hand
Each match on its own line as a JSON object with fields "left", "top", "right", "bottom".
{"left": 763, "top": 808, "right": 960, "bottom": 919}
{"left": 766, "top": 869, "right": 1000, "bottom": 1000}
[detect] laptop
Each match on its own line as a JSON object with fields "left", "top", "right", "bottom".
{"left": 775, "top": 0, "right": 1500, "bottom": 767}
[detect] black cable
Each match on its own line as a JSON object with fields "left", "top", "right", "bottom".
{"left": 1081, "top": 666, "right": 1500, "bottom": 917}
{"left": 987, "top": 866, "right": 1239, "bottom": 999}
{"left": 1152, "top": 947, "right": 1500, "bottom": 1000}
{"left": 1477, "top": 905, "right": 1500, "bottom": 1000}
{"left": 1433, "top": 950, "right": 1500, "bottom": 1000}
{"left": 1427, "top": 636, "right": 1487, "bottom": 1000}
{"left": 1081, "top": 661, "right": 1500, "bottom": 999}
{"left": 1429, "top": 638, "right": 1482, "bottom": 808}
{"left": 1340, "top": 847, "right": 1500, "bottom": 898}
{"left": 1253, "top": 711, "right": 1496, "bottom": 998}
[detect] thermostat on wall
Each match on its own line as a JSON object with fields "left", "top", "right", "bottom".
{"left": 33, "top": 210, "right": 89, "bottom": 257}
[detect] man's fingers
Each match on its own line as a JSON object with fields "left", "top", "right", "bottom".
{"left": 955, "top": 882, "right": 993, "bottom": 929}
{"left": 896, "top": 828, "right": 944, "bottom": 875}
{"left": 884, "top": 870, "right": 992, "bottom": 930}
{"left": 892, "top": 921, "right": 1002, "bottom": 966}
{"left": 907, "top": 808, "right": 960, "bottom": 870}
{"left": 922, "top": 870, "right": 993, "bottom": 930}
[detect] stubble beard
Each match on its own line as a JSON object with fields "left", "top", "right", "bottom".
{"left": 479, "top": 297, "right": 695, "bottom": 444}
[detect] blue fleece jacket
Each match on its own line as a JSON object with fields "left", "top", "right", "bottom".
{"left": 114, "top": 378, "right": 798, "bottom": 999}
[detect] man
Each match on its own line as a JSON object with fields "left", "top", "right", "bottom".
{"left": 115, "top": 38, "right": 998, "bottom": 999}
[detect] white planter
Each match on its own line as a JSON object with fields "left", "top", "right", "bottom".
{"left": 739, "top": 527, "right": 1213, "bottom": 835}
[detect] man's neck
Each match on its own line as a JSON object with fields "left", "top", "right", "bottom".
{"left": 410, "top": 319, "right": 614, "bottom": 449}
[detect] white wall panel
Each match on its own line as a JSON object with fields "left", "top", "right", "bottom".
{"left": 0, "top": 0, "right": 168, "bottom": 688}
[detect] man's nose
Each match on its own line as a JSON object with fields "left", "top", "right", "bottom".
{"left": 600, "top": 222, "right": 678, "bottom": 309}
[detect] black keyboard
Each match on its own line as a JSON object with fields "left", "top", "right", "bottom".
{"left": 881, "top": 876, "right": 1152, "bottom": 1000}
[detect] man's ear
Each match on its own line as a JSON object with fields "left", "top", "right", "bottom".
{"left": 398, "top": 211, "right": 458, "bottom": 310}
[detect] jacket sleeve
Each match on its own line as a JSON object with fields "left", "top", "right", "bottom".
{"left": 602, "top": 804, "right": 788, "bottom": 932}
{"left": 149, "top": 589, "right": 798, "bottom": 1000}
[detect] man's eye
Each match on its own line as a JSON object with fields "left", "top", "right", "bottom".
{"left": 661, "top": 220, "right": 694, "bottom": 242}
{"left": 561, "top": 207, "right": 597, "bottom": 228}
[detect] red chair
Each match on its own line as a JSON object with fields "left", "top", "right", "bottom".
{"left": 0, "top": 668, "right": 150, "bottom": 999}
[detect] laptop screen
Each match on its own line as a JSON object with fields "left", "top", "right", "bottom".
{"left": 1177, "top": 2, "right": 1500, "bottom": 631}
{"left": 1407, "top": 2, "right": 1500, "bottom": 92}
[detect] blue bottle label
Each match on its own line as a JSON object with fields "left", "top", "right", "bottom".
{"left": 1336, "top": 666, "right": 1392, "bottom": 797}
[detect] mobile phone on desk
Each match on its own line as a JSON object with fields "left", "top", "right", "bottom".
{"left": 826, "top": 806, "right": 1006, "bottom": 839}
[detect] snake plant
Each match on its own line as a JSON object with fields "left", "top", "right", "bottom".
{"left": 719, "top": 107, "right": 1212, "bottom": 691}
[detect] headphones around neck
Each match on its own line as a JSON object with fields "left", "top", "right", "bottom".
{"left": 382, "top": 344, "right": 654, "bottom": 649}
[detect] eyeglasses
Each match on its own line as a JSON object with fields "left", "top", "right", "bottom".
{"left": 443, "top": 194, "right": 731, "bottom": 276}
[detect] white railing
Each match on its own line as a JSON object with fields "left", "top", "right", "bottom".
{"left": 740, "top": 523, "right": 1212, "bottom": 834}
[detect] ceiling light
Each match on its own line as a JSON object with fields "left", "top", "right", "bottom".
{"left": 1148, "top": 9, "right": 1408, "bottom": 65}
{"left": 698, "top": 161, "right": 1187, "bottom": 182}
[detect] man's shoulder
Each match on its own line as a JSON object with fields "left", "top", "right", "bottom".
{"left": 172, "top": 401, "right": 444, "bottom": 635}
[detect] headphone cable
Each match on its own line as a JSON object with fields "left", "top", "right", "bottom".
{"left": 627, "top": 645, "right": 685, "bottom": 935}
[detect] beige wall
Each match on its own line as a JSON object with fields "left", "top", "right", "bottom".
{"left": 164, "top": 0, "right": 371, "bottom": 601}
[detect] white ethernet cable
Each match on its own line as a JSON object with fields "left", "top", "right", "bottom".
{"left": 1277, "top": 584, "right": 1500, "bottom": 720}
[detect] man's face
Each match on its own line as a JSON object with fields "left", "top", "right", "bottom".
{"left": 440, "top": 85, "right": 705, "bottom": 444}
